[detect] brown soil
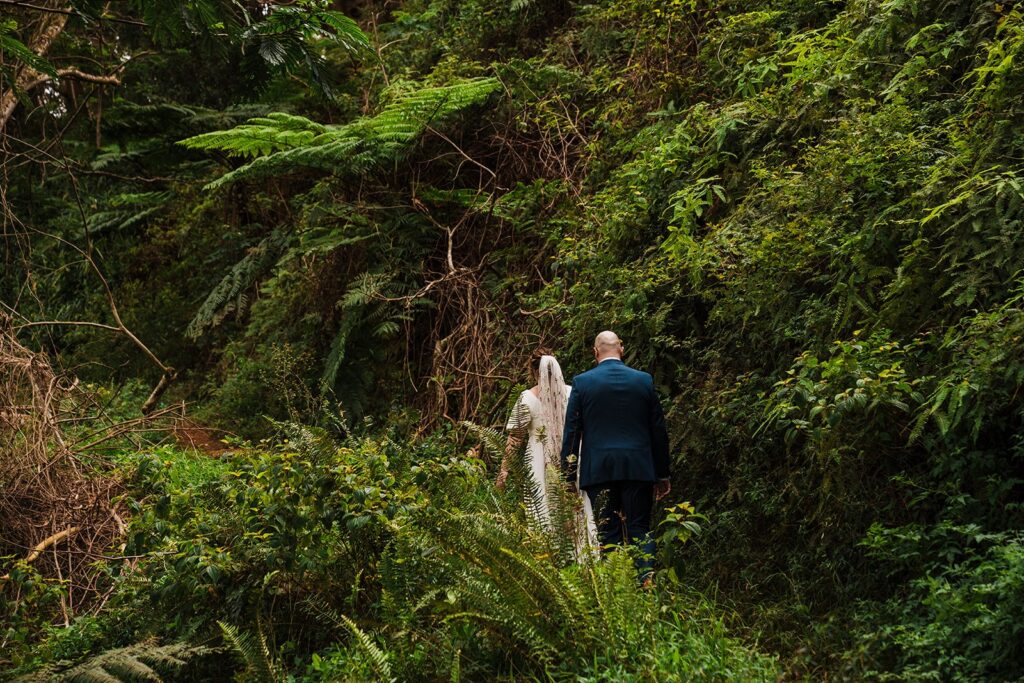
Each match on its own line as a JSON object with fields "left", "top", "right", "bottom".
{"left": 172, "top": 419, "right": 238, "bottom": 456}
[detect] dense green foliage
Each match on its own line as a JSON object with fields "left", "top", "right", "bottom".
{"left": 4, "top": 0, "right": 1024, "bottom": 680}
{"left": 4, "top": 429, "right": 777, "bottom": 681}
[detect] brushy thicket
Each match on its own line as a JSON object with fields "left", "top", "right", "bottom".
{"left": 4, "top": 425, "right": 777, "bottom": 681}
{"left": 4, "top": 0, "right": 1024, "bottom": 680}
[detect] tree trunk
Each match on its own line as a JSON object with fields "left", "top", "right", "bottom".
{"left": 0, "top": 4, "right": 70, "bottom": 129}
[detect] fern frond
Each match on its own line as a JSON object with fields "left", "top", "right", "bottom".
{"left": 90, "top": 147, "right": 148, "bottom": 171}
{"left": 339, "top": 614, "right": 395, "bottom": 682}
{"left": 181, "top": 112, "right": 330, "bottom": 158}
{"left": 202, "top": 136, "right": 365, "bottom": 189}
{"left": 186, "top": 230, "right": 288, "bottom": 339}
{"left": 353, "top": 77, "right": 501, "bottom": 149}
{"left": 321, "top": 272, "right": 409, "bottom": 411}
{"left": 85, "top": 192, "right": 171, "bottom": 237}
{"left": 180, "top": 78, "right": 500, "bottom": 188}
{"left": 219, "top": 620, "right": 283, "bottom": 683}
{"left": 0, "top": 21, "right": 58, "bottom": 77}
{"left": 450, "top": 648, "right": 461, "bottom": 683}
{"left": 15, "top": 640, "right": 213, "bottom": 682}
{"left": 413, "top": 487, "right": 660, "bottom": 676}
{"left": 461, "top": 414, "right": 551, "bottom": 531}
{"left": 459, "top": 420, "right": 506, "bottom": 457}
{"left": 342, "top": 272, "right": 392, "bottom": 307}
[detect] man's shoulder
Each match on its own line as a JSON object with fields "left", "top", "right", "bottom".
{"left": 571, "top": 366, "right": 599, "bottom": 385}
{"left": 618, "top": 363, "right": 654, "bottom": 384}
{"left": 633, "top": 367, "right": 655, "bottom": 385}
{"left": 577, "top": 361, "right": 652, "bottom": 384}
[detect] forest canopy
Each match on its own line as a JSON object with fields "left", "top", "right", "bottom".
{"left": 2, "top": 0, "right": 1024, "bottom": 681}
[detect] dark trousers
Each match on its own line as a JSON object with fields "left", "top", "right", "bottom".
{"left": 585, "top": 480, "right": 655, "bottom": 579}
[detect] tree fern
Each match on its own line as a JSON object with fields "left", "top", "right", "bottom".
{"left": 179, "top": 78, "right": 501, "bottom": 189}
{"left": 186, "top": 230, "right": 288, "bottom": 339}
{"left": 85, "top": 193, "right": 171, "bottom": 237}
{"left": 321, "top": 272, "right": 411, "bottom": 417}
{"left": 180, "top": 113, "right": 330, "bottom": 159}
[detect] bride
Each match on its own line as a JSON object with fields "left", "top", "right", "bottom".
{"left": 496, "top": 348, "right": 598, "bottom": 556}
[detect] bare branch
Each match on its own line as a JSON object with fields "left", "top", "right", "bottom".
{"left": 14, "top": 320, "right": 121, "bottom": 333}
{"left": 140, "top": 373, "right": 176, "bottom": 416}
{"left": 425, "top": 125, "right": 498, "bottom": 180}
{"left": 0, "top": 1, "right": 147, "bottom": 27}
{"left": 21, "top": 67, "right": 123, "bottom": 93}
{"left": 0, "top": 526, "right": 80, "bottom": 581}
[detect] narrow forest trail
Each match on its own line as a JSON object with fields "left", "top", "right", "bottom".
{"left": 171, "top": 420, "right": 238, "bottom": 457}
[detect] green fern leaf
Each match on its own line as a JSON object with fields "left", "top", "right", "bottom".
{"left": 339, "top": 614, "right": 395, "bottom": 682}
{"left": 181, "top": 113, "right": 329, "bottom": 158}
{"left": 317, "top": 11, "right": 372, "bottom": 53}
{"left": 219, "top": 620, "right": 283, "bottom": 683}
{"left": 14, "top": 641, "right": 212, "bottom": 682}
{"left": 186, "top": 230, "right": 288, "bottom": 339}
{"left": 0, "top": 21, "right": 58, "bottom": 77}
{"left": 180, "top": 78, "right": 500, "bottom": 188}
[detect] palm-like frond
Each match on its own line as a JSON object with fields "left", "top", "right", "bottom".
{"left": 424, "top": 507, "right": 655, "bottom": 674}
{"left": 0, "top": 20, "right": 57, "bottom": 77}
{"left": 219, "top": 620, "right": 285, "bottom": 683}
{"left": 119, "top": 2, "right": 367, "bottom": 97}
{"left": 339, "top": 614, "right": 395, "bottom": 682}
{"left": 180, "top": 78, "right": 501, "bottom": 189}
{"left": 13, "top": 640, "right": 213, "bottom": 682}
{"left": 180, "top": 113, "right": 330, "bottom": 159}
{"left": 185, "top": 230, "right": 288, "bottom": 339}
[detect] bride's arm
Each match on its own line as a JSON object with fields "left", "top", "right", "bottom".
{"left": 496, "top": 433, "right": 522, "bottom": 491}
{"left": 497, "top": 398, "right": 530, "bottom": 490}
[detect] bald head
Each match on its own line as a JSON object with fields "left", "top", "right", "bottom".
{"left": 593, "top": 330, "right": 623, "bottom": 361}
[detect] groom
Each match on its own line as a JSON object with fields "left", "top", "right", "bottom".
{"left": 560, "top": 331, "right": 671, "bottom": 580}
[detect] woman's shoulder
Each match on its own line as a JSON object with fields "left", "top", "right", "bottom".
{"left": 507, "top": 389, "right": 535, "bottom": 430}
{"left": 511, "top": 389, "right": 541, "bottom": 414}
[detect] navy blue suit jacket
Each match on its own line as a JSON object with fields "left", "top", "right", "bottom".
{"left": 560, "top": 359, "right": 670, "bottom": 490}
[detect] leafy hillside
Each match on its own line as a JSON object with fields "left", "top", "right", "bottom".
{"left": 3, "top": 0, "right": 1024, "bottom": 680}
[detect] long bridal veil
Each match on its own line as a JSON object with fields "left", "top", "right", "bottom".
{"left": 537, "top": 355, "right": 598, "bottom": 557}
{"left": 537, "top": 355, "right": 568, "bottom": 468}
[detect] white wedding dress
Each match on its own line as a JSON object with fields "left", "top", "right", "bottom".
{"left": 506, "top": 356, "right": 598, "bottom": 557}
